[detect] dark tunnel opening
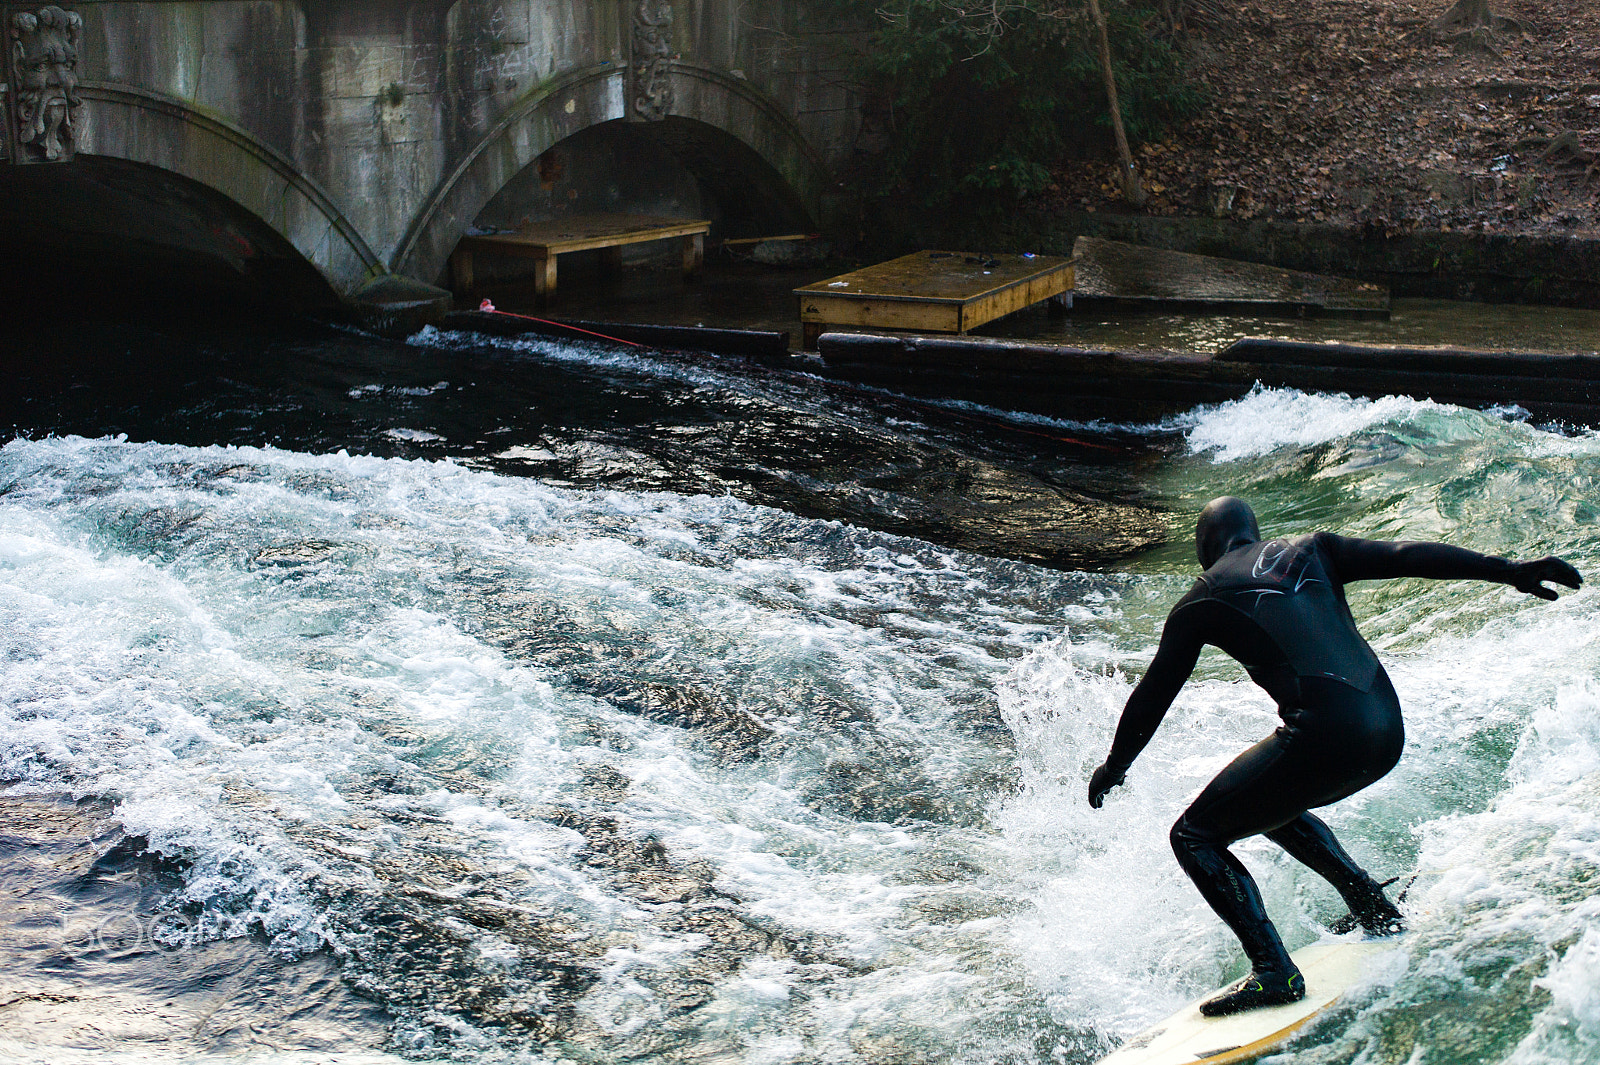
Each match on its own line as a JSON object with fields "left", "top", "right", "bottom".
{"left": 471, "top": 118, "right": 813, "bottom": 247}
{"left": 0, "top": 155, "right": 342, "bottom": 324}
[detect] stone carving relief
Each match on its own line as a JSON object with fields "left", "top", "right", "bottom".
{"left": 7, "top": 5, "right": 83, "bottom": 163}
{"left": 629, "top": 0, "right": 673, "bottom": 121}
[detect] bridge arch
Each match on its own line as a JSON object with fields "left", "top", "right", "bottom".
{"left": 76, "top": 83, "right": 384, "bottom": 298}
{"left": 394, "top": 63, "right": 833, "bottom": 286}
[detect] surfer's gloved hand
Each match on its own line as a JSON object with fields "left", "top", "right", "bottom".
{"left": 1088, "top": 761, "right": 1127, "bottom": 809}
{"left": 1510, "top": 556, "right": 1582, "bottom": 601}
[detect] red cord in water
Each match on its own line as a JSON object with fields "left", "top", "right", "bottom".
{"left": 478, "top": 299, "right": 647, "bottom": 347}
{"left": 476, "top": 300, "right": 1125, "bottom": 453}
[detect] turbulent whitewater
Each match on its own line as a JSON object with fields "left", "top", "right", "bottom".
{"left": 3, "top": 374, "right": 1599, "bottom": 1065}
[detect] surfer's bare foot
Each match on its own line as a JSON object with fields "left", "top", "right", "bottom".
{"left": 1199, "top": 969, "right": 1305, "bottom": 1017}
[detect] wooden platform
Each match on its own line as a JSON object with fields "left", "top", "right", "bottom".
{"left": 450, "top": 213, "right": 711, "bottom": 299}
{"left": 1072, "top": 236, "right": 1390, "bottom": 318}
{"left": 794, "top": 251, "right": 1074, "bottom": 349}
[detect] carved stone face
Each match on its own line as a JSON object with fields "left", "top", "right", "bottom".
{"left": 10, "top": 6, "right": 83, "bottom": 161}
{"left": 630, "top": 0, "right": 673, "bottom": 121}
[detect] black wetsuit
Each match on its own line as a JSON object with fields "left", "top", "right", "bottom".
{"left": 1103, "top": 532, "right": 1524, "bottom": 986}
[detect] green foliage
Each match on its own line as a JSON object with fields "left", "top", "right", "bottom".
{"left": 842, "top": 0, "right": 1202, "bottom": 212}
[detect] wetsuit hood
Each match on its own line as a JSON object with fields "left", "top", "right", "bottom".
{"left": 1196, "top": 496, "right": 1262, "bottom": 569}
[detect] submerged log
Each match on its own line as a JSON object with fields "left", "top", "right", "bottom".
{"left": 1072, "top": 237, "right": 1391, "bottom": 318}
{"left": 814, "top": 332, "right": 1600, "bottom": 424}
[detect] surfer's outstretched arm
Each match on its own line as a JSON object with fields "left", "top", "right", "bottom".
{"left": 1317, "top": 533, "right": 1582, "bottom": 600}
{"left": 1089, "top": 614, "right": 1203, "bottom": 808}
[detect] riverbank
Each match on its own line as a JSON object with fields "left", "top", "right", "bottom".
{"left": 906, "top": 210, "right": 1600, "bottom": 308}
{"left": 1046, "top": 0, "right": 1600, "bottom": 244}
{"left": 839, "top": 0, "right": 1600, "bottom": 308}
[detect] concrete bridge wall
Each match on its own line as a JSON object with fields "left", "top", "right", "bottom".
{"left": 5, "top": 0, "right": 864, "bottom": 304}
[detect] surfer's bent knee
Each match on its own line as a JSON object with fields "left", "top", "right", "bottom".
{"left": 1170, "top": 812, "right": 1219, "bottom": 856}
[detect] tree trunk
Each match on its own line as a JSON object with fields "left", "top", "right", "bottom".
{"left": 1158, "top": 0, "right": 1184, "bottom": 33}
{"left": 1087, "top": 0, "right": 1147, "bottom": 207}
{"left": 1428, "top": 0, "right": 1526, "bottom": 51}
{"left": 1431, "top": 0, "right": 1494, "bottom": 32}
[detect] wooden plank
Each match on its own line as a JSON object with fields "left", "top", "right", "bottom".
{"left": 1224, "top": 338, "right": 1600, "bottom": 378}
{"left": 811, "top": 331, "right": 1600, "bottom": 425}
{"left": 445, "top": 310, "right": 791, "bottom": 358}
{"left": 796, "top": 252, "right": 1073, "bottom": 346}
{"left": 799, "top": 292, "right": 964, "bottom": 333}
{"left": 534, "top": 250, "right": 555, "bottom": 298}
{"left": 683, "top": 232, "right": 704, "bottom": 278}
{"left": 450, "top": 245, "right": 475, "bottom": 292}
{"left": 448, "top": 213, "right": 711, "bottom": 298}
{"left": 960, "top": 266, "right": 1074, "bottom": 331}
{"left": 795, "top": 251, "right": 1073, "bottom": 305}
{"left": 721, "top": 233, "right": 817, "bottom": 246}
{"left": 464, "top": 213, "right": 711, "bottom": 256}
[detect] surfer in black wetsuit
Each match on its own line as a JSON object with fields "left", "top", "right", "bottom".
{"left": 1088, "top": 497, "right": 1582, "bottom": 1017}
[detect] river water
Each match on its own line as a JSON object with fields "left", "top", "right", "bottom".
{"left": 3, "top": 306, "right": 1600, "bottom": 1065}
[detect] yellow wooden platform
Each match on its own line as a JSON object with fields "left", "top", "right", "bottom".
{"left": 450, "top": 213, "right": 711, "bottom": 299}
{"left": 794, "top": 251, "right": 1074, "bottom": 348}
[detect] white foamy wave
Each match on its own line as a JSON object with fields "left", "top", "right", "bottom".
{"left": 0, "top": 434, "right": 1070, "bottom": 1062}
{"left": 1322, "top": 671, "right": 1600, "bottom": 1064}
{"left": 7, "top": 424, "right": 1598, "bottom": 1063}
{"left": 995, "top": 533, "right": 1600, "bottom": 1059}
{"left": 994, "top": 633, "right": 1293, "bottom": 1046}
{"left": 349, "top": 381, "right": 450, "bottom": 399}
{"left": 0, "top": 1048, "right": 414, "bottom": 1065}
{"left": 799, "top": 375, "right": 1176, "bottom": 437}
{"left": 409, "top": 327, "right": 738, "bottom": 394}
{"left": 1511, "top": 924, "right": 1600, "bottom": 1064}
{"left": 1184, "top": 385, "right": 1447, "bottom": 462}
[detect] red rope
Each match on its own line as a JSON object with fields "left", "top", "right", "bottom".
{"left": 476, "top": 300, "right": 1125, "bottom": 453}
{"left": 478, "top": 299, "right": 648, "bottom": 347}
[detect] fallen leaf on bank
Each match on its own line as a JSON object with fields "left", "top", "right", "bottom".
{"left": 1042, "top": 0, "right": 1600, "bottom": 236}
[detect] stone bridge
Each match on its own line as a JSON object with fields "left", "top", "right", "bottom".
{"left": 0, "top": 1, "right": 865, "bottom": 317}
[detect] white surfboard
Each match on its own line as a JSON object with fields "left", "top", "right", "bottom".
{"left": 1098, "top": 939, "right": 1396, "bottom": 1065}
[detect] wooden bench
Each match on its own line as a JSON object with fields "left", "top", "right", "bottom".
{"left": 794, "top": 251, "right": 1075, "bottom": 349}
{"left": 450, "top": 213, "right": 712, "bottom": 300}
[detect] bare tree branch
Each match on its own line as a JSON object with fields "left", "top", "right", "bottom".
{"left": 1086, "top": 0, "right": 1147, "bottom": 205}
